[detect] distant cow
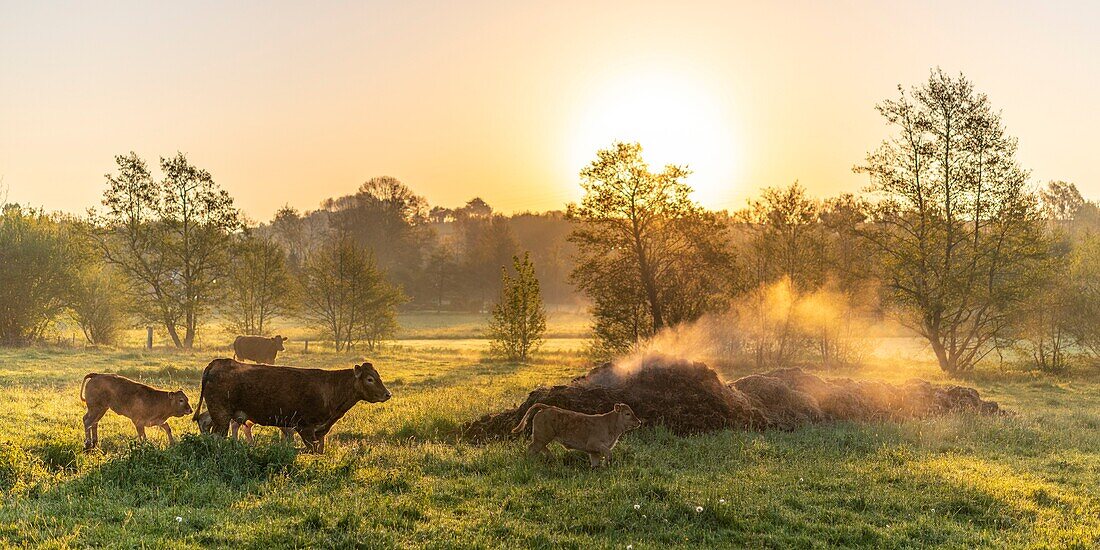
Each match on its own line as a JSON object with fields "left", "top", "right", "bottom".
{"left": 233, "top": 335, "right": 287, "bottom": 364}
{"left": 194, "top": 411, "right": 295, "bottom": 444}
{"left": 80, "top": 373, "right": 193, "bottom": 451}
{"left": 192, "top": 358, "right": 391, "bottom": 453}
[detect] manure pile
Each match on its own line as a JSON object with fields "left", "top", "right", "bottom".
{"left": 462, "top": 355, "right": 1004, "bottom": 441}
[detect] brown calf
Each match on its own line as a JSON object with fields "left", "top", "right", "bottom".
{"left": 80, "top": 373, "right": 192, "bottom": 451}
{"left": 513, "top": 403, "right": 642, "bottom": 467}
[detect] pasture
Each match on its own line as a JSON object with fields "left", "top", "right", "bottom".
{"left": 1, "top": 334, "right": 1099, "bottom": 548}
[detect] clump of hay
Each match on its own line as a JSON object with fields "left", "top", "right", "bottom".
{"left": 462, "top": 354, "right": 1005, "bottom": 441}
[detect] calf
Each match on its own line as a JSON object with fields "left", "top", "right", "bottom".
{"left": 232, "top": 335, "right": 287, "bottom": 364}
{"left": 512, "top": 403, "right": 642, "bottom": 468}
{"left": 194, "top": 411, "right": 296, "bottom": 444}
{"left": 80, "top": 373, "right": 193, "bottom": 451}
{"left": 193, "top": 358, "right": 391, "bottom": 453}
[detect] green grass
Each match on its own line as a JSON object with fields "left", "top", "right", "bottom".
{"left": 1, "top": 343, "right": 1099, "bottom": 548}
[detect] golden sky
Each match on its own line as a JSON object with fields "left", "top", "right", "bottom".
{"left": 1, "top": 1, "right": 1098, "bottom": 220}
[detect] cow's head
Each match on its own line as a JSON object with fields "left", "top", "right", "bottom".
{"left": 613, "top": 403, "right": 642, "bottom": 432}
{"left": 171, "top": 390, "right": 193, "bottom": 416}
{"left": 353, "top": 362, "right": 391, "bottom": 403}
{"left": 273, "top": 335, "right": 286, "bottom": 351}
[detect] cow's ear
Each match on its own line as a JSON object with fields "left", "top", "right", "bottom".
{"left": 354, "top": 364, "right": 363, "bottom": 378}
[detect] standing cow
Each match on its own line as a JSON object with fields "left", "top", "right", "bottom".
{"left": 232, "top": 335, "right": 286, "bottom": 364}
{"left": 80, "top": 373, "right": 193, "bottom": 451}
{"left": 192, "top": 358, "right": 391, "bottom": 453}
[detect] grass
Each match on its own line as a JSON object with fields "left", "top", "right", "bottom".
{"left": 1, "top": 335, "right": 1100, "bottom": 547}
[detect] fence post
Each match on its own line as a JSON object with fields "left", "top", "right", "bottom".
{"left": 146, "top": 326, "right": 153, "bottom": 350}
{"left": 304, "top": 339, "right": 309, "bottom": 354}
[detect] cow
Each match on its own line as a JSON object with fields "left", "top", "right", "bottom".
{"left": 512, "top": 402, "right": 642, "bottom": 468}
{"left": 80, "top": 373, "right": 193, "bottom": 451}
{"left": 192, "top": 358, "right": 391, "bottom": 453}
{"left": 232, "top": 335, "right": 287, "bottom": 364}
{"left": 194, "top": 411, "right": 296, "bottom": 444}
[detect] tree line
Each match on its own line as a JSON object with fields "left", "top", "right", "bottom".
{"left": 2, "top": 69, "right": 1098, "bottom": 373}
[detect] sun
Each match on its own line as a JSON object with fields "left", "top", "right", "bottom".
{"left": 567, "top": 69, "right": 740, "bottom": 209}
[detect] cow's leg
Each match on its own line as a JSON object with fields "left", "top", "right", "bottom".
{"left": 588, "top": 452, "right": 603, "bottom": 468}
{"left": 133, "top": 421, "right": 147, "bottom": 442}
{"left": 208, "top": 408, "right": 232, "bottom": 438}
{"left": 279, "top": 427, "right": 295, "bottom": 444}
{"left": 297, "top": 427, "right": 321, "bottom": 453}
{"left": 83, "top": 405, "right": 107, "bottom": 451}
{"left": 240, "top": 421, "right": 255, "bottom": 444}
{"left": 599, "top": 448, "right": 612, "bottom": 467}
{"left": 526, "top": 436, "right": 551, "bottom": 460}
{"left": 160, "top": 422, "right": 175, "bottom": 445}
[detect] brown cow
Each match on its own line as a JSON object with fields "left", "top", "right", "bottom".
{"left": 192, "top": 358, "right": 391, "bottom": 453}
{"left": 194, "top": 411, "right": 296, "bottom": 444}
{"left": 512, "top": 403, "right": 642, "bottom": 468}
{"left": 80, "top": 373, "right": 193, "bottom": 451}
{"left": 232, "top": 335, "right": 286, "bottom": 364}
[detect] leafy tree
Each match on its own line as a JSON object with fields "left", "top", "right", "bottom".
{"left": 454, "top": 212, "right": 518, "bottom": 309}
{"left": 855, "top": 70, "right": 1049, "bottom": 374}
{"left": 223, "top": 233, "right": 294, "bottom": 336}
{"left": 91, "top": 152, "right": 241, "bottom": 348}
{"left": 69, "top": 261, "right": 128, "bottom": 346}
{"left": 739, "top": 182, "right": 825, "bottom": 290}
{"left": 323, "top": 176, "right": 434, "bottom": 303}
{"left": 1039, "top": 181, "right": 1085, "bottom": 222}
{"left": 297, "top": 235, "right": 405, "bottom": 351}
{"left": 0, "top": 205, "right": 81, "bottom": 345}
{"left": 489, "top": 252, "right": 547, "bottom": 361}
{"left": 568, "top": 142, "right": 737, "bottom": 355}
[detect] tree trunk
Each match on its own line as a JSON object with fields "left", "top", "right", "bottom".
{"left": 165, "top": 323, "right": 183, "bottom": 349}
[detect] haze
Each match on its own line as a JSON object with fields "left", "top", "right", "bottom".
{"left": 2, "top": 0, "right": 1098, "bottom": 220}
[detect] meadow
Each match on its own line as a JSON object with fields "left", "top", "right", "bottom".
{"left": 1, "top": 319, "right": 1099, "bottom": 548}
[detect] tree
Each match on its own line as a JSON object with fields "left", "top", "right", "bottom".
{"left": 739, "top": 182, "right": 825, "bottom": 290}
{"left": 91, "top": 152, "right": 241, "bottom": 348}
{"left": 0, "top": 205, "right": 81, "bottom": 345}
{"left": 223, "top": 233, "right": 294, "bottom": 336}
{"left": 323, "top": 176, "right": 435, "bottom": 306}
{"left": 69, "top": 261, "right": 128, "bottom": 346}
{"left": 454, "top": 212, "right": 518, "bottom": 309}
{"left": 297, "top": 235, "right": 405, "bottom": 351}
{"left": 568, "top": 142, "right": 737, "bottom": 355}
{"left": 489, "top": 252, "right": 547, "bottom": 361}
{"left": 1039, "top": 181, "right": 1084, "bottom": 222}
{"left": 855, "top": 69, "right": 1049, "bottom": 374}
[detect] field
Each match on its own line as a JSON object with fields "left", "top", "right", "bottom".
{"left": 2, "top": 321, "right": 1100, "bottom": 548}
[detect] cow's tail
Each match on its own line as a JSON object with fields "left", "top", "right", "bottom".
{"left": 79, "top": 373, "right": 96, "bottom": 403}
{"left": 193, "top": 362, "right": 215, "bottom": 421}
{"left": 512, "top": 403, "right": 550, "bottom": 434}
